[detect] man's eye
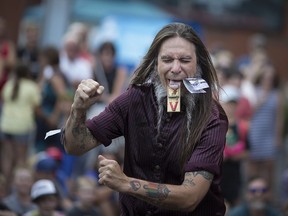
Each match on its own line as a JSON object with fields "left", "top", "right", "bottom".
{"left": 162, "top": 58, "right": 173, "bottom": 63}
{"left": 180, "top": 58, "right": 191, "bottom": 63}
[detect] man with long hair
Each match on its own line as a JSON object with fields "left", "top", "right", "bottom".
{"left": 61, "top": 23, "right": 228, "bottom": 215}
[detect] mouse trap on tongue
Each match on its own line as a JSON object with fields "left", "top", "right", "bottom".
{"left": 167, "top": 87, "right": 181, "bottom": 112}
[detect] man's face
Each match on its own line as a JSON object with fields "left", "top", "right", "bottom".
{"left": 65, "top": 41, "right": 79, "bottom": 60}
{"left": 157, "top": 37, "right": 197, "bottom": 93}
{"left": 247, "top": 178, "right": 269, "bottom": 210}
{"left": 78, "top": 185, "right": 96, "bottom": 206}
{"left": 37, "top": 195, "right": 58, "bottom": 213}
{"left": 14, "top": 170, "right": 33, "bottom": 195}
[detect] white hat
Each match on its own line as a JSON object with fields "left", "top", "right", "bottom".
{"left": 31, "top": 179, "right": 57, "bottom": 201}
{"left": 219, "top": 85, "right": 240, "bottom": 103}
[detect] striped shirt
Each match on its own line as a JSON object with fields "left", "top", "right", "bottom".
{"left": 86, "top": 83, "right": 228, "bottom": 216}
{"left": 248, "top": 89, "right": 279, "bottom": 160}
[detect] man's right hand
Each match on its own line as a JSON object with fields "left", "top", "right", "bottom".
{"left": 72, "top": 79, "right": 105, "bottom": 110}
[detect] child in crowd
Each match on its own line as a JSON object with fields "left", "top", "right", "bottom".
{"left": 24, "top": 179, "right": 64, "bottom": 216}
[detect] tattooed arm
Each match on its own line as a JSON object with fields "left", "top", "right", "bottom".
{"left": 98, "top": 155, "right": 213, "bottom": 212}
{"left": 63, "top": 79, "right": 104, "bottom": 155}
{"left": 127, "top": 171, "right": 213, "bottom": 211}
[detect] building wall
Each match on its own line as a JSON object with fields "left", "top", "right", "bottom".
{"left": 203, "top": 4, "right": 288, "bottom": 80}
{"left": 0, "top": 0, "right": 41, "bottom": 42}
{"left": 1, "top": 0, "right": 287, "bottom": 80}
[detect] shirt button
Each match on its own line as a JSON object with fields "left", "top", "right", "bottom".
{"left": 146, "top": 211, "right": 152, "bottom": 216}
{"left": 165, "top": 118, "right": 171, "bottom": 122}
{"left": 154, "top": 165, "right": 160, "bottom": 171}
{"left": 158, "top": 143, "right": 163, "bottom": 148}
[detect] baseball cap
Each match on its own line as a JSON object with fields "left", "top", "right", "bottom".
{"left": 34, "top": 153, "right": 58, "bottom": 172}
{"left": 31, "top": 179, "right": 57, "bottom": 201}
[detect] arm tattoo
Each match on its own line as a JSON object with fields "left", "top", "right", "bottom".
{"left": 71, "top": 109, "right": 95, "bottom": 151}
{"left": 183, "top": 173, "right": 196, "bottom": 188}
{"left": 192, "top": 171, "right": 214, "bottom": 181}
{"left": 143, "top": 182, "right": 170, "bottom": 201}
{"left": 130, "top": 182, "right": 171, "bottom": 207}
{"left": 183, "top": 171, "right": 213, "bottom": 190}
{"left": 130, "top": 180, "right": 141, "bottom": 191}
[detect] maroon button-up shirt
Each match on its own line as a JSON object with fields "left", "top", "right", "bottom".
{"left": 86, "top": 83, "right": 228, "bottom": 216}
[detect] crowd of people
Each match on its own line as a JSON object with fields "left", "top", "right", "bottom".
{"left": 0, "top": 16, "right": 287, "bottom": 216}
{"left": 0, "top": 17, "right": 127, "bottom": 216}
{"left": 213, "top": 33, "right": 288, "bottom": 215}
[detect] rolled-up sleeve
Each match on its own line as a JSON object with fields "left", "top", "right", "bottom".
{"left": 184, "top": 103, "right": 228, "bottom": 181}
{"left": 85, "top": 91, "right": 129, "bottom": 146}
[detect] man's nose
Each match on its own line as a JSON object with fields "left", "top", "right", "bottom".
{"left": 171, "top": 60, "right": 181, "bottom": 73}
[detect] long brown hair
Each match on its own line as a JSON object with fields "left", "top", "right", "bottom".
{"left": 130, "top": 22, "right": 220, "bottom": 167}
{"left": 11, "top": 62, "right": 31, "bottom": 101}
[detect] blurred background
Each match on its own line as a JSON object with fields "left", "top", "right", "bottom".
{"left": 0, "top": 0, "right": 288, "bottom": 216}
{"left": 1, "top": 0, "right": 287, "bottom": 77}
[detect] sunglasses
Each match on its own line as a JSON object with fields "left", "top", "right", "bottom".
{"left": 248, "top": 187, "right": 268, "bottom": 194}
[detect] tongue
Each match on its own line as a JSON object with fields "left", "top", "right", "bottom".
{"left": 169, "top": 80, "right": 181, "bottom": 90}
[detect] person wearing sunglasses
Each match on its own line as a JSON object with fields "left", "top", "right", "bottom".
{"left": 228, "top": 176, "right": 283, "bottom": 216}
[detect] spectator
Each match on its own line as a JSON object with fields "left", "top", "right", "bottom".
{"left": 23, "top": 179, "right": 65, "bottom": 216}
{"left": 17, "top": 22, "right": 40, "bottom": 80}
{"left": 0, "top": 174, "right": 17, "bottom": 216}
{"left": 214, "top": 49, "right": 235, "bottom": 70}
{"left": 239, "top": 47, "right": 269, "bottom": 109}
{"left": 0, "top": 62, "right": 41, "bottom": 190}
{"left": 94, "top": 41, "right": 128, "bottom": 104}
{"left": 247, "top": 63, "right": 284, "bottom": 200}
{"left": 32, "top": 151, "right": 73, "bottom": 212}
{"left": 218, "top": 65, "right": 253, "bottom": 122}
{"left": 220, "top": 85, "right": 249, "bottom": 209}
{"left": 2, "top": 166, "right": 37, "bottom": 215}
{"left": 66, "top": 176, "right": 101, "bottom": 216}
{"left": 237, "top": 33, "right": 268, "bottom": 75}
{"left": 59, "top": 33, "right": 94, "bottom": 90}
{"left": 35, "top": 46, "right": 73, "bottom": 152}
{"left": 66, "top": 22, "right": 94, "bottom": 64}
{"left": 228, "top": 176, "right": 283, "bottom": 216}
{"left": 0, "top": 17, "right": 16, "bottom": 95}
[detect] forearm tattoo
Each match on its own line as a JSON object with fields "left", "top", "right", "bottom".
{"left": 130, "top": 180, "right": 141, "bottom": 191}
{"left": 143, "top": 182, "right": 170, "bottom": 201}
{"left": 71, "top": 110, "right": 94, "bottom": 151}
{"left": 129, "top": 180, "right": 170, "bottom": 206}
{"left": 129, "top": 171, "right": 213, "bottom": 209}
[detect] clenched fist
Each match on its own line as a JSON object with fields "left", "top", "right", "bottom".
{"left": 98, "top": 155, "right": 129, "bottom": 193}
{"left": 72, "top": 79, "right": 104, "bottom": 110}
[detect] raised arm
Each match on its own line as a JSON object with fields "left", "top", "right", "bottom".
{"left": 62, "top": 79, "right": 104, "bottom": 155}
{"left": 98, "top": 155, "right": 212, "bottom": 212}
